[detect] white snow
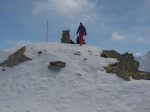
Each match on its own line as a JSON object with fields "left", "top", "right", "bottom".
{"left": 0, "top": 43, "right": 150, "bottom": 112}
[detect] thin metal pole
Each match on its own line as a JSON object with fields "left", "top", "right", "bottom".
{"left": 46, "top": 20, "right": 48, "bottom": 43}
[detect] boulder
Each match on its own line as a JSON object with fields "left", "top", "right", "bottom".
{"left": 74, "top": 51, "right": 81, "bottom": 56}
{"left": 37, "top": 51, "right": 42, "bottom": 54}
{"left": 48, "top": 61, "right": 66, "bottom": 69}
{"left": 2, "top": 68, "right": 5, "bottom": 71}
{"left": 0, "top": 46, "right": 32, "bottom": 67}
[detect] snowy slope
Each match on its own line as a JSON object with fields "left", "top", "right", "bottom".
{"left": 137, "top": 50, "right": 150, "bottom": 72}
{"left": 0, "top": 43, "right": 150, "bottom": 112}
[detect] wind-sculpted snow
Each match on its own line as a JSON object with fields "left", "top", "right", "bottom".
{"left": 0, "top": 43, "right": 150, "bottom": 112}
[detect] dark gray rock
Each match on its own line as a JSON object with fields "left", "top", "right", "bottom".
{"left": 0, "top": 46, "right": 32, "bottom": 67}
{"left": 83, "top": 58, "right": 87, "bottom": 61}
{"left": 37, "top": 51, "right": 42, "bottom": 54}
{"left": 2, "top": 69, "right": 5, "bottom": 71}
{"left": 48, "top": 61, "right": 66, "bottom": 69}
{"left": 74, "top": 52, "right": 81, "bottom": 56}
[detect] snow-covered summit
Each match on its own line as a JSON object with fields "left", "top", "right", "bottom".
{"left": 0, "top": 43, "right": 150, "bottom": 112}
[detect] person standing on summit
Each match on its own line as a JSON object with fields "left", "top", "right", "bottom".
{"left": 76, "top": 22, "right": 87, "bottom": 46}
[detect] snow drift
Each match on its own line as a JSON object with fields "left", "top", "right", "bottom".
{"left": 0, "top": 43, "right": 150, "bottom": 112}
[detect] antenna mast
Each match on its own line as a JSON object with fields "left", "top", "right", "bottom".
{"left": 45, "top": 20, "right": 48, "bottom": 43}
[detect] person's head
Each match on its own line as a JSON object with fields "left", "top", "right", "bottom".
{"left": 80, "top": 22, "right": 83, "bottom": 26}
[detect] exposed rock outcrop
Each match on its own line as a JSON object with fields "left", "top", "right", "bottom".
{"left": 102, "top": 50, "right": 150, "bottom": 80}
{"left": 116, "top": 52, "right": 139, "bottom": 80}
{"left": 0, "top": 46, "right": 32, "bottom": 67}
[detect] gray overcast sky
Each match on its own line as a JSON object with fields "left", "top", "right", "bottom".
{"left": 0, "top": 0, "right": 150, "bottom": 55}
